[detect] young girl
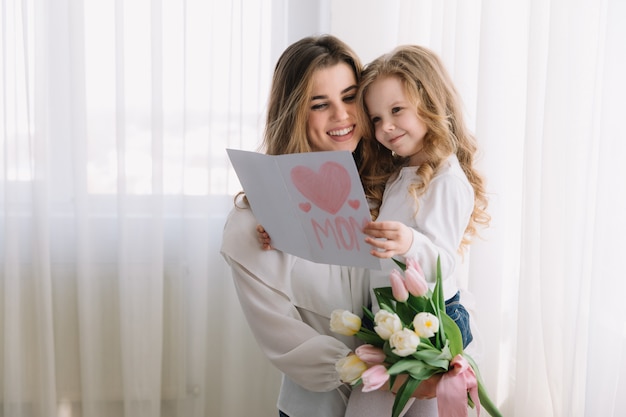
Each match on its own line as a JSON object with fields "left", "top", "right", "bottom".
{"left": 344, "top": 44, "right": 490, "bottom": 416}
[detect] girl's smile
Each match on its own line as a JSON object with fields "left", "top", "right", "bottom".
{"left": 365, "top": 76, "right": 428, "bottom": 165}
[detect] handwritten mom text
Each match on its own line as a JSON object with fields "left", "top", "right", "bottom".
{"left": 291, "top": 161, "right": 367, "bottom": 252}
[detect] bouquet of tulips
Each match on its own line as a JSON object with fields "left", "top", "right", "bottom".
{"left": 330, "top": 257, "right": 502, "bottom": 417}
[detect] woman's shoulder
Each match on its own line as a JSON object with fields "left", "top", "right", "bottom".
{"left": 221, "top": 205, "right": 302, "bottom": 292}
{"left": 222, "top": 206, "right": 260, "bottom": 258}
{"left": 222, "top": 204, "right": 257, "bottom": 238}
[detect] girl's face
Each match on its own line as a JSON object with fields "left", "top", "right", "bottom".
{"left": 307, "top": 63, "right": 361, "bottom": 152}
{"left": 365, "top": 76, "right": 427, "bottom": 166}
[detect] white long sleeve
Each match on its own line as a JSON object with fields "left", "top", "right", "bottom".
{"left": 374, "top": 155, "right": 474, "bottom": 300}
{"left": 220, "top": 204, "right": 370, "bottom": 416}
{"left": 348, "top": 158, "right": 475, "bottom": 417}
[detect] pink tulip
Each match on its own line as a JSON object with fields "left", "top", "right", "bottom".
{"left": 404, "top": 265, "right": 428, "bottom": 297}
{"left": 361, "top": 364, "right": 390, "bottom": 392}
{"left": 390, "top": 269, "right": 409, "bottom": 302}
{"left": 405, "top": 257, "right": 421, "bottom": 272}
{"left": 355, "top": 344, "right": 386, "bottom": 365}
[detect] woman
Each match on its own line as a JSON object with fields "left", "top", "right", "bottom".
{"left": 220, "top": 35, "right": 382, "bottom": 417}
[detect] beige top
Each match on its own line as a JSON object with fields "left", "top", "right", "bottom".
{"left": 220, "top": 204, "right": 370, "bottom": 417}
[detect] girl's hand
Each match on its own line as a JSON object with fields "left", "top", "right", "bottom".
{"left": 363, "top": 220, "right": 413, "bottom": 259}
{"left": 256, "top": 224, "right": 273, "bottom": 250}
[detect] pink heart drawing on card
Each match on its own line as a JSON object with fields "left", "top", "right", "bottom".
{"left": 290, "top": 161, "right": 351, "bottom": 215}
{"left": 299, "top": 202, "right": 312, "bottom": 212}
{"left": 348, "top": 199, "right": 360, "bottom": 210}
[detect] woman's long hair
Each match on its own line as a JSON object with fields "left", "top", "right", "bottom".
{"left": 237, "top": 35, "right": 385, "bottom": 216}
{"left": 263, "top": 35, "right": 363, "bottom": 155}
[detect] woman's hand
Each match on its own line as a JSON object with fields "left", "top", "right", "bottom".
{"left": 411, "top": 374, "right": 442, "bottom": 399}
{"left": 256, "top": 224, "right": 273, "bottom": 250}
{"left": 388, "top": 373, "right": 442, "bottom": 400}
{"left": 363, "top": 220, "right": 413, "bottom": 259}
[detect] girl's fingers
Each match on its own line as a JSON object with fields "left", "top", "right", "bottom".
{"left": 370, "top": 249, "right": 393, "bottom": 259}
{"left": 365, "top": 236, "right": 387, "bottom": 248}
{"left": 364, "top": 229, "right": 395, "bottom": 240}
{"left": 365, "top": 237, "right": 402, "bottom": 259}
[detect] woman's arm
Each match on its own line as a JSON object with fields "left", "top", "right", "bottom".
{"left": 226, "top": 258, "right": 353, "bottom": 391}
{"left": 221, "top": 207, "right": 353, "bottom": 392}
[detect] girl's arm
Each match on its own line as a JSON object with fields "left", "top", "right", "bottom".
{"left": 363, "top": 172, "right": 473, "bottom": 282}
{"left": 362, "top": 221, "right": 414, "bottom": 258}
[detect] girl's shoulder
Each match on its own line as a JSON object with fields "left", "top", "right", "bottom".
{"left": 439, "top": 153, "right": 461, "bottom": 170}
{"left": 389, "top": 155, "right": 467, "bottom": 188}
{"left": 429, "top": 155, "right": 473, "bottom": 197}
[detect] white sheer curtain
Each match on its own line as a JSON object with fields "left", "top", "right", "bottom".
{"left": 2, "top": 0, "right": 625, "bottom": 417}
{"left": 1, "top": 0, "right": 282, "bottom": 416}
{"left": 335, "top": 0, "right": 626, "bottom": 416}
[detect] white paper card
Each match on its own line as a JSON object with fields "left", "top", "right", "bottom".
{"left": 227, "top": 149, "right": 381, "bottom": 270}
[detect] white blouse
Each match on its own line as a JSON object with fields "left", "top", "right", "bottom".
{"left": 347, "top": 155, "right": 475, "bottom": 417}
{"left": 371, "top": 154, "right": 474, "bottom": 302}
{"left": 220, "top": 204, "right": 370, "bottom": 417}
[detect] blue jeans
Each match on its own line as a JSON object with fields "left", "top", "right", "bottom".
{"left": 445, "top": 291, "right": 473, "bottom": 348}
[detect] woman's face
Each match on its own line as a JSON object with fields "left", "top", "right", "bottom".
{"left": 306, "top": 63, "right": 361, "bottom": 152}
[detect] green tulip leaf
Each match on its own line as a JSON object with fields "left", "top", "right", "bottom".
{"left": 392, "top": 376, "right": 422, "bottom": 417}
{"left": 464, "top": 353, "right": 503, "bottom": 417}
{"left": 441, "top": 313, "right": 463, "bottom": 356}
{"left": 342, "top": 253, "right": 504, "bottom": 417}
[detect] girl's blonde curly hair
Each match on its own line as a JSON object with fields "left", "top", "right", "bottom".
{"left": 357, "top": 45, "right": 490, "bottom": 252}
